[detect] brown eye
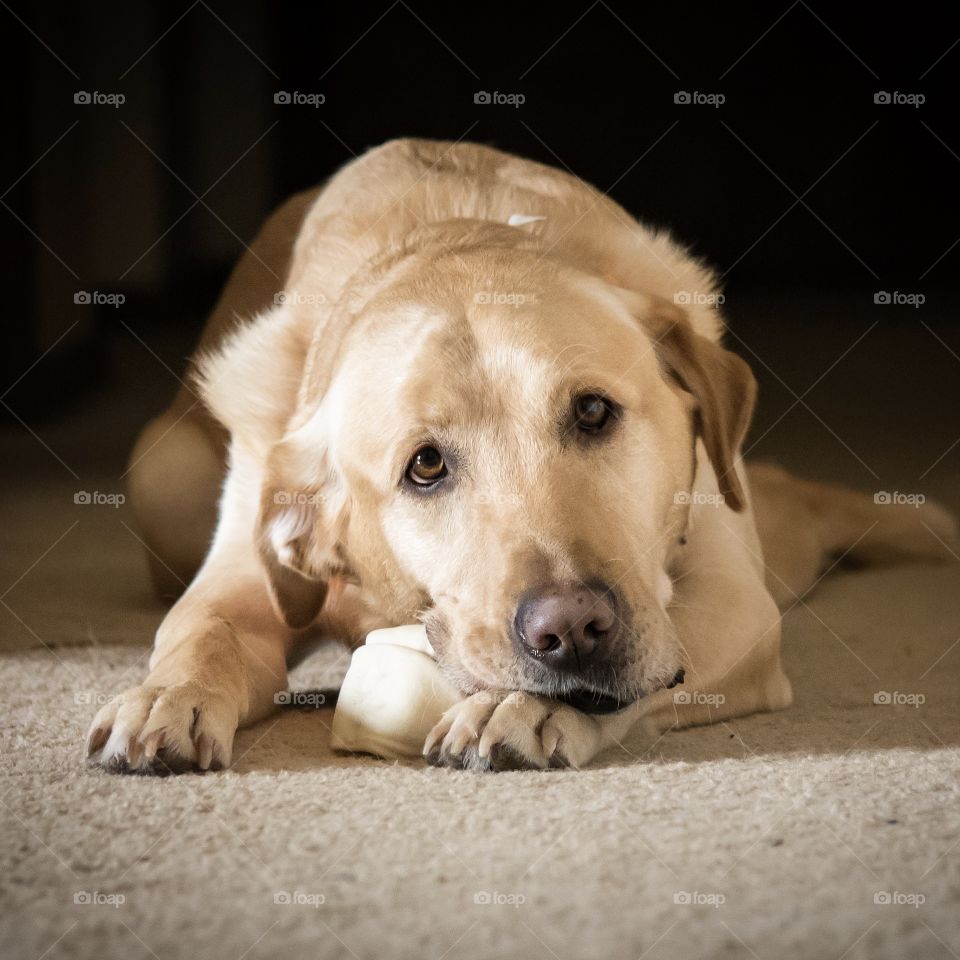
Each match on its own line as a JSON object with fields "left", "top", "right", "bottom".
{"left": 573, "top": 393, "right": 613, "bottom": 433}
{"left": 407, "top": 445, "right": 447, "bottom": 485}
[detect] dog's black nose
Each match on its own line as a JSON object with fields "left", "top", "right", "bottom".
{"left": 514, "top": 582, "right": 619, "bottom": 672}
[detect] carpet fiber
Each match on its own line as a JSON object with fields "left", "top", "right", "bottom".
{"left": 2, "top": 309, "right": 959, "bottom": 959}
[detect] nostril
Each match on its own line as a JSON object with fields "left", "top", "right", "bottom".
{"left": 540, "top": 633, "right": 561, "bottom": 652}
{"left": 583, "top": 620, "right": 604, "bottom": 640}
{"left": 585, "top": 607, "right": 615, "bottom": 636}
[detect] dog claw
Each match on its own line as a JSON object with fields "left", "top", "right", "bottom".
{"left": 126, "top": 734, "right": 144, "bottom": 766}
{"left": 422, "top": 730, "right": 442, "bottom": 759}
{"left": 196, "top": 734, "right": 214, "bottom": 771}
{"left": 86, "top": 726, "right": 109, "bottom": 757}
{"left": 541, "top": 723, "right": 561, "bottom": 759}
{"left": 84, "top": 681, "right": 239, "bottom": 775}
{"left": 142, "top": 730, "right": 164, "bottom": 762}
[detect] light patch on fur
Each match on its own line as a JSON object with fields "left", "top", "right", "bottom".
{"left": 656, "top": 568, "right": 675, "bottom": 608}
{"left": 269, "top": 503, "right": 312, "bottom": 568}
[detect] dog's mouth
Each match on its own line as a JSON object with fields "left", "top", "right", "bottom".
{"left": 558, "top": 688, "right": 633, "bottom": 714}
{"left": 556, "top": 668, "right": 686, "bottom": 715}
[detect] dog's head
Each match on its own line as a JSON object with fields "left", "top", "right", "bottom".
{"left": 246, "top": 226, "right": 755, "bottom": 712}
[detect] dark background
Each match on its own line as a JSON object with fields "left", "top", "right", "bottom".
{"left": 2, "top": 1, "right": 958, "bottom": 492}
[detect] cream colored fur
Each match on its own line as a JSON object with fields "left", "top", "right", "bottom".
{"left": 87, "top": 139, "right": 957, "bottom": 774}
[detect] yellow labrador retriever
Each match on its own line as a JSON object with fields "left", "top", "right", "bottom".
{"left": 86, "top": 139, "right": 956, "bottom": 773}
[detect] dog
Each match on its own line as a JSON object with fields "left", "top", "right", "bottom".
{"left": 85, "top": 139, "right": 957, "bottom": 773}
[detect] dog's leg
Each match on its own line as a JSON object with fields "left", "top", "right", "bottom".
{"left": 748, "top": 461, "right": 959, "bottom": 609}
{"left": 88, "top": 449, "right": 294, "bottom": 773}
{"left": 603, "top": 462, "right": 959, "bottom": 749}
{"left": 618, "top": 483, "right": 793, "bottom": 743}
{"left": 127, "top": 187, "right": 322, "bottom": 600}
{"left": 128, "top": 404, "right": 226, "bottom": 598}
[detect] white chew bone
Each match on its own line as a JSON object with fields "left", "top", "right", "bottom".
{"left": 330, "top": 624, "right": 464, "bottom": 759}
{"left": 363, "top": 624, "right": 436, "bottom": 655}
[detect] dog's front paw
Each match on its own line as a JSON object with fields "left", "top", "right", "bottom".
{"left": 423, "top": 691, "right": 603, "bottom": 772}
{"left": 85, "top": 681, "right": 240, "bottom": 775}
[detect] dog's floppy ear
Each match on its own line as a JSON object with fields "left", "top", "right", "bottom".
{"left": 619, "top": 290, "right": 756, "bottom": 511}
{"left": 255, "top": 437, "right": 347, "bottom": 629}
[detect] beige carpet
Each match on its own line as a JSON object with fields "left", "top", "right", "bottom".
{"left": 2, "top": 311, "right": 960, "bottom": 960}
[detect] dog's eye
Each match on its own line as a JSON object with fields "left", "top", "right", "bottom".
{"left": 573, "top": 393, "right": 614, "bottom": 433}
{"left": 406, "top": 446, "right": 447, "bottom": 485}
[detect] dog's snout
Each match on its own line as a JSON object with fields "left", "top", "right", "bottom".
{"left": 514, "top": 582, "right": 619, "bottom": 672}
